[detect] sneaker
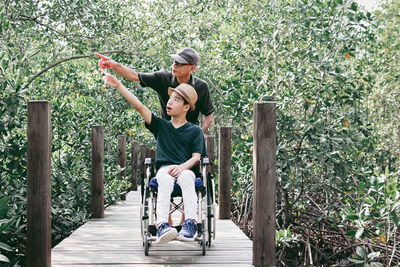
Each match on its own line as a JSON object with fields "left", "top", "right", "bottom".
{"left": 177, "top": 219, "right": 197, "bottom": 241}
{"left": 156, "top": 222, "right": 178, "bottom": 244}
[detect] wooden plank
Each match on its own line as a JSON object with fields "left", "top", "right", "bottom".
{"left": 91, "top": 125, "right": 104, "bottom": 218}
{"left": 253, "top": 101, "right": 276, "bottom": 267}
{"left": 52, "top": 190, "right": 252, "bottom": 266}
{"left": 27, "top": 101, "right": 52, "bottom": 267}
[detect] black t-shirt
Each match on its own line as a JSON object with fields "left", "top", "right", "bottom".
{"left": 138, "top": 70, "right": 214, "bottom": 125}
{"left": 145, "top": 113, "right": 206, "bottom": 170}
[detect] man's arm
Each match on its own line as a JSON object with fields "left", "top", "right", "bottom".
{"left": 168, "top": 153, "right": 201, "bottom": 178}
{"left": 201, "top": 113, "right": 213, "bottom": 134}
{"left": 100, "top": 68, "right": 151, "bottom": 124}
{"left": 96, "top": 53, "right": 140, "bottom": 82}
{"left": 112, "top": 63, "right": 140, "bottom": 82}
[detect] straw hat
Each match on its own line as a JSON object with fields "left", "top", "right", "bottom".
{"left": 168, "top": 83, "right": 198, "bottom": 111}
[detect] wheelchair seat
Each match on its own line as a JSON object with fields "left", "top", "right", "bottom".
{"left": 149, "top": 177, "right": 204, "bottom": 197}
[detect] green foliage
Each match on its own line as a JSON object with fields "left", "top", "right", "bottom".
{"left": 348, "top": 246, "right": 384, "bottom": 267}
{"left": 0, "top": 197, "right": 12, "bottom": 264}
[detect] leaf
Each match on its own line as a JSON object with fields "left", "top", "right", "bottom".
{"left": 0, "top": 242, "right": 12, "bottom": 252}
{"left": 355, "top": 228, "right": 364, "bottom": 239}
{"left": 346, "top": 214, "right": 359, "bottom": 221}
{"left": 370, "top": 262, "right": 384, "bottom": 267}
{"left": 356, "top": 246, "right": 367, "bottom": 259}
{"left": 0, "top": 254, "right": 9, "bottom": 263}
{"left": 0, "top": 196, "right": 9, "bottom": 210}
{"left": 367, "top": 251, "right": 380, "bottom": 260}
{"left": 390, "top": 211, "right": 399, "bottom": 226}
{"left": 346, "top": 230, "right": 357, "bottom": 238}
{"left": 348, "top": 257, "right": 365, "bottom": 264}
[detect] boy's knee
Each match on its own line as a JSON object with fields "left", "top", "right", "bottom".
{"left": 180, "top": 170, "right": 195, "bottom": 179}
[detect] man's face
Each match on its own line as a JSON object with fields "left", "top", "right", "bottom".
{"left": 171, "top": 61, "right": 196, "bottom": 77}
{"left": 166, "top": 91, "right": 190, "bottom": 116}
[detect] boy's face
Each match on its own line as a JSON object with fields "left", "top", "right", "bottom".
{"left": 166, "top": 91, "right": 190, "bottom": 116}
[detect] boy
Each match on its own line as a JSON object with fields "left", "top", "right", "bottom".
{"left": 100, "top": 68, "right": 206, "bottom": 243}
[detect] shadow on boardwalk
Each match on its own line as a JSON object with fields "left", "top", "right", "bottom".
{"left": 52, "top": 190, "right": 253, "bottom": 266}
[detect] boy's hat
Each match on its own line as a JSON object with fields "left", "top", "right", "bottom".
{"left": 170, "top": 48, "right": 199, "bottom": 66}
{"left": 168, "top": 84, "right": 198, "bottom": 111}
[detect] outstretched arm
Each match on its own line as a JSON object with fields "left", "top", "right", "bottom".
{"left": 95, "top": 53, "right": 140, "bottom": 82}
{"left": 100, "top": 68, "right": 151, "bottom": 124}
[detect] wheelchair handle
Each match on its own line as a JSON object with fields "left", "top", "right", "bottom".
{"left": 202, "top": 157, "right": 210, "bottom": 166}
{"left": 144, "top": 158, "right": 152, "bottom": 166}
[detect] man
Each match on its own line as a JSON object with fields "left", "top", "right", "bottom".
{"left": 100, "top": 68, "right": 205, "bottom": 243}
{"left": 96, "top": 47, "right": 214, "bottom": 135}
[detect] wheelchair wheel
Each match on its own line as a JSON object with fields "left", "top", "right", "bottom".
{"left": 201, "top": 233, "right": 206, "bottom": 256}
{"left": 206, "top": 174, "right": 215, "bottom": 246}
{"left": 144, "top": 233, "right": 150, "bottom": 256}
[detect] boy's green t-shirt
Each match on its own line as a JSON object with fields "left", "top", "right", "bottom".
{"left": 145, "top": 113, "right": 206, "bottom": 170}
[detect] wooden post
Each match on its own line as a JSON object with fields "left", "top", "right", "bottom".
{"left": 206, "top": 135, "right": 215, "bottom": 175}
{"left": 218, "top": 127, "right": 231, "bottom": 219}
{"left": 118, "top": 135, "right": 127, "bottom": 200}
{"left": 140, "top": 144, "right": 146, "bottom": 199}
{"left": 27, "top": 101, "right": 51, "bottom": 267}
{"left": 131, "top": 140, "right": 139, "bottom": 191}
{"left": 118, "top": 135, "right": 127, "bottom": 178}
{"left": 145, "top": 146, "right": 151, "bottom": 159}
{"left": 253, "top": 101, "right": 276, "bottom": 267}
{"left": 91, "top": 126, "right": 104, "bottom": 218}
{"left": 150, "top": 149, "right": 156, "bottom": 162}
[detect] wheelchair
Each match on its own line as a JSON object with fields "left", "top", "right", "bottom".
{"left": 140, "top": 157, "right": 216, "bottom": 256}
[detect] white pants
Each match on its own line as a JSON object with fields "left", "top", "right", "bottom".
{"left": 155, "top": 166, "right": 197, "bottom": 225}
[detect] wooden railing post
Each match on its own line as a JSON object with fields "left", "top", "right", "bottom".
{"left": 118, "top": 135, "right": 127, "bottom": 200}
{"left": 218, "top": 126, "right": 231, "bottom": 219}
{"left": 91, "top": 126, "right": 104, "bottom": 218}
{"left": 150, "top": 149, "right": 156, "bottom": 162}
{"left": 139, "top": 144, "right": 146, "bottom": 198}
{"left": 131, "top": 140, "right": 139, "bottom": 191}
{"left": 206, "top": 135, "right": 215, "bottom": 175}
{"left": 27, "top": 101, "right": 51, "bottom": 267}
{"left": 253, "top": 101, "right": 276, "bottom": 267}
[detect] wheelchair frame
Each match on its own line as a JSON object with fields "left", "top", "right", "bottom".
{"left": 140, "top": 157, "right": 216, "bottom": 256}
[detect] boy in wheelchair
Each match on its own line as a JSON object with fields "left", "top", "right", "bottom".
{"left": 100, "top": 68, "right": 206, "bottom": 244}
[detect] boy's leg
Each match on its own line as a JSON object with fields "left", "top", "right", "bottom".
{"left": 155, "top": 166, "right": 175, "bottom": 225}
{"left": 155, "top": 166, "right": 177, "bottom": 243}
{"left": 176, "top": 170, "right": 197, "bottom": 220}
{"left": 176, "top": 170, "right": 198, "bottom": 241}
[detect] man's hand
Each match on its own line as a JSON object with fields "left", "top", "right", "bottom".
{"left": 95, "top": 53, "right": 116, "bottom": 69}
{"left": 100, "top": 68, "right": 122, "bottom": 88}
{"left": 168, "top": 165, "right": 185, "bottom": 178}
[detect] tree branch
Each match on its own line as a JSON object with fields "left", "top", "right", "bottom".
{"left": 20, "top": 50, "right": 142, "bottom": 92}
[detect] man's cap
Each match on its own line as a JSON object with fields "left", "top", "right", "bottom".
{"left": 168, "top": 84, "right": 198, "bottom": 111}
{"left": 170, "top": 48, "right": 199, "bottom": 66}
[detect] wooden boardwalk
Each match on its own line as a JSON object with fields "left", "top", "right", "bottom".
{"left": 52, "top": 190, "right": 253, "bottom": 266}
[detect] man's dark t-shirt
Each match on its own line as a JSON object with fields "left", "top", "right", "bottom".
{"left": 138, "top": 70, "right": 214, "bottom": 125}
{"left": 145, "top": 113, "right": 206, "bottom": 170}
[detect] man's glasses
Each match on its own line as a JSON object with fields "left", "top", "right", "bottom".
{"left": 173, "top": 61, "right": 190, "bottom": 67}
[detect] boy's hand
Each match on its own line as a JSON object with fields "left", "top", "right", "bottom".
{"left": 100, "top": 68, "right": 122, "bottom": 88}
{"left": 168, "top": 165, "right": 184, "bottom": 178}
{"left": 95, "top": 53, "right": 115, "bottom": 69}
